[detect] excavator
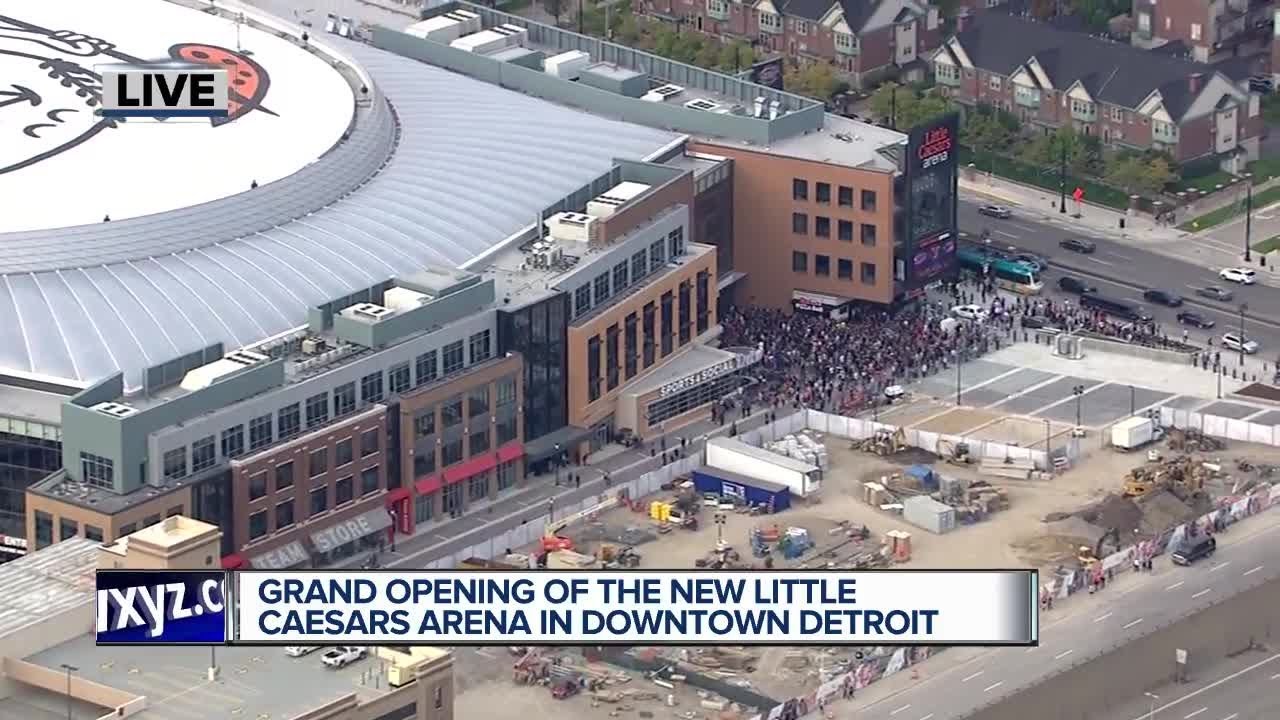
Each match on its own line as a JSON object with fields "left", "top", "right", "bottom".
{"left": 938, "top": 438, "right": 972, "bottom": 465}
{"left": 541, "top": 491, "right": 627, "bottom": 552}
{"left": 1122, "top": 461, "right": 1206, "bottom": 502}
{"left": 1076, "top": 528, "right": 1120, "bottom": 568}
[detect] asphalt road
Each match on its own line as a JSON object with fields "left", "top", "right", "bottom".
{"left": 1104, "top": 653, "right": 1280, "bottom": 720}
{"left": 958, "top": 201, "right": 1280, "bottom": 356}
{"left": 851, "top": 517, "right": 1280, "bottom": 720}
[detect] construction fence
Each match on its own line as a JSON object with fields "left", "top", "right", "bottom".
{"left": 1159, "top": 406, "right": 1280, "bottom": 446}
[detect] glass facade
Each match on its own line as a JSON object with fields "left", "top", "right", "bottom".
{"left": 0, "top": 432, "right": 61, "bottom": 538}
{"left": 497, "top": 293, "right": 568, "bottom": 441}
{"left": 646, "top": 372, "right": 749, "bottom": 427}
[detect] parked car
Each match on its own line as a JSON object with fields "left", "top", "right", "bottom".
{"left": 321, "top": 646, "right": 368, "bottom": 669}
{"left": 285, "top": 646, "right": 320, "bottom": 658}
{"left": 1219, "top": 268, "right": 1256, "bottom": 285}
{"left": 1195, "top": 286, "right": 1234, "bottom": 302}
{"left": 1059, "top": 237, "right": 1096, "bottom": 254}
{"left": 1142, "top": 289, "right": 1183, "bottom": 307}
{"left": 1172, "top": 535, "right": 1216, "bottom": 566}
{"left": 951, "top": 304, "right": 988, "bottom": 322}
{"left": 1221, "top": 332, "right": 1259, "bottom": 354}
{"left": 1176, "top": 311, "right": 1215, "bottom": 329}
{"left": 1057, "top": 276, "right": 1097, "bottom": 294}
{"left": 978, "top": 204, "right": 1013, "bottom": 219}
{"left": 1020, "top": 315, "right": 1060, "bottom": 331}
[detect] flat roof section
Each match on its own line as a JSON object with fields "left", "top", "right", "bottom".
{"left": 27, "top": 635, "right": 394, "bottom": 720}
{"left": 0, "top": 385, "right": 67, "bottom": 426}
{"left": 626, "top": 344, "right": 741, "bottom": 396}
{"left": 0, "top": 538, "right": 98, "bottom": 641}
{"left": 739, "top": 114, "right": 907, "bottom": 172}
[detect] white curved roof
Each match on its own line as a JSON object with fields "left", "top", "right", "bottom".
{"left": 0, "top": 40, "right": 677, "bottom": 388}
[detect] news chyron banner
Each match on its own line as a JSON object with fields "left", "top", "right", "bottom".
{"left": 97, "top": 569, "right": 1037, "bottom": 646}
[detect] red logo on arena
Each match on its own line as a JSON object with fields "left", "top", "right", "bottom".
{"left": 917, "top": 126, "right": 953, "bottom": 170}
{"left": 168, "top": 44, "right": 276, "bottom": 127}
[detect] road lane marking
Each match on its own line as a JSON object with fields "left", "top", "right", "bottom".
{"left": 983, "top": 682, "right": 1004, "bottom": 692}
{"left": 1094, "top": 612, "right": 1114, "bottom": 623}
{"left": 1111, "top": 253, "right": 1133, "bottom": 260}
{"left": 1210, "top": 561, "right": 1231, "bottom": 572}
{"left": 918, "top": 715, "right": 934, "bottom": 720}
{"left": 1222, "top": 714, "right": 1238, "bottom": 720}
{"left": 1192, "top": 589, "right": 1212, "bottom": 599}
{"left": 1272, "top": 673, "right": 1280, "bottom": 679}
{"left": 1128, "top": 654, "right": 1280, "bottom": 720}
{"left": 1243, "top": 565, "right": 1263, "bottom": 576}
{"left": 1053, "top": 650, "right": 1074, "bottom": 660}
{"left": 962, "top": 671, "right": 984, "bottom": 682}
{"left": 890, "top": 705, "right": 911, "bottom": 716}
{"left": 1088, "top": 258, "right": 1114, "bottom": 266}
{"left": 1184, "top": 708, "right": 1207, "bottom": 719}
{"left": 1167, "top": 581, "right": 1185, "bottom": 590}
{"left": 1123, "top": 618, "right": 1144, "bottom": 629}
{"left": 474, "top": 649, "right": 495, "bottom": 658}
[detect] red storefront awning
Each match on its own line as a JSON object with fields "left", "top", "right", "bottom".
{"left": 442, "top": 454, "right": 497, "bottom": 484}
{"left": 496, "top": 441, "right": 524, "bottom": 463}
{"left": 221, "top": 554, "right": 246, "bottom": 570}
{"left": 386, "top": 487, "right": 411, "bottom": 504}
{"left": 415, "top": 474, "right": 442, "bottom": 495}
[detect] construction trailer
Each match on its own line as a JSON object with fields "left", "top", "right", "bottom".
{"left": 704, "top": 437, "right": 821, "bottom": 497}
{"left": 691, "top": 468, "right": 792, "bottom": 511}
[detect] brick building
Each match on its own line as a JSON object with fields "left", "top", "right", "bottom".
{"left": 1132, "top": 0, "right": 1274, "bottom": 63}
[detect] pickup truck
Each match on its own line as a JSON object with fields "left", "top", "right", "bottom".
{"left": 284, "top": 646, "right": 320, "bottom": 658}
{"left": 321, "top": 646, "right": 367, "bottom": 668}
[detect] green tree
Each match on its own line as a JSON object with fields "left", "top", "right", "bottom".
{"left": 717, "top": 41, "right": 755, "bottom": 73}
{"left": 784, "top": 62, "right": 840, "bottom": 100}
{"left": 868, "top": 82, "right": 951, "bottom": 129}
{"left": 542, "top": 0, "right": 563, "bottom": 22}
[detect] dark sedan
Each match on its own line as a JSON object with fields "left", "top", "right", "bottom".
{"left": 1143, "top": 289, "right": 1183, "bottom": 307}
{"left": 1059, "top": 238, "right": 1096, "bottom": 254}
{"left": 1195, "top": 286, "right": 1234, "bottom": 302}
{"left": 1058, "top": 276, "right": 1097, "bottom": 294}
{"left": 1176, "top": 311, "right": 1215, "bottom": 329}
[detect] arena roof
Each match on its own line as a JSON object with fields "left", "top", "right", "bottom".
{"left": 0, "top": 22, "right": 677, "bottom": 388}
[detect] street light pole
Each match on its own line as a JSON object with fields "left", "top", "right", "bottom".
{"left": 1129, "top": 385, "right": 1135, "bottom": 416}
{"left": 955, "top": 350, "right": 963, "bottom": 406}
{"left": 1072, "top": 385, "right": 1085, "bottom": 427}
{"left": 61, "top": 663, "right": 77, "bottom": 720}
{"left": 1244, "top": 180, "right": 1253, "bottom": 263}
{"left": 1239, "top": 303, "right": 1248, "bottom": 367}
{"left": 1043, "top": 418, "right": 1051, "bottom": 453}
{"left": 890, "top": 85, "right": 898, "bottom": 130}
{"left": 1145, "top": 691, "right": 1159, "bottom": 720}
{"left": 1058, "top": 141, "right": 1068, "bottom": 215}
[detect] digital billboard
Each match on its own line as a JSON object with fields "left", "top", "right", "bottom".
{"left": 903, "top": 112, "right": 960, "bottom": 291}
{"left": 749, "top": 57, "right": 785, "bottom": 91}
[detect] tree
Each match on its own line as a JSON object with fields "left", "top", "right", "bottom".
{"left": 717, "top": 41, "right": 755, "bottom": 73}
{"left": 784, "top": 62, "right": 840, "bottom": 100}
{"left": 962, "top": 105, "right": 1017, "bottom": 156}
{"left": 1106, "top": 155, "right": 1174, "bottom": 195}
{"left": 542, "top": 0, "right": 563, "bottom": 23}
{"left": 868, "top": 82, "right": 951, "bottom": 129}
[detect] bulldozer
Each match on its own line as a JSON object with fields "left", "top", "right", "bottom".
{"left": 1122, "top": 458, "right": 1207, "bottom": 502}
{"left": 858, "top": 427, "right": 907, "bottom": 456}
{"left": 938, "top": 438, "right": 972, "bottom": 465}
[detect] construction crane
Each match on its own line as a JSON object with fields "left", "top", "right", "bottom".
{"left": 541, "top": 493, "right": 625, "bottom": 552}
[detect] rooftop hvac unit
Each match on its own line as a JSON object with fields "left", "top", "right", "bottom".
{"left": 544, "top": 211, "right": 595, "bottom": 243}
{"left": 530, "top": 243, "right": 564, "bottom": 269}
{"left": 350, "top": 302, "right": 394, "bottom": 320}
{"left": 769, "top": 99, "right": 781, "bottom": 120}
{"left": 446, "top": 9, "right": 481, "bottom": 35}
{"left": 325, "top": 12, "right": 337, "bottom": 33}
{"left": 405, "top": 16, "right": 463, "bottom": 43}
{"left": 754, "top": 96, "right": 767, "bottom": 118}
{"left": 493, "top": 23, "right": 528, "bottom": 47}
{"left": 684, "top": 98, "right": 721, "bottom": 112}
{"left": 586, "top": 196, "right": 626, "bottom": 218}
{"left": 643, "top": 84, "right": 685, "bottom": 102}
{"left": 91, "top": 401, "right": 138, "bottom": 418}
{"left": 301, "top": 337, "right": 327, "bottom": 355}
{"left": 450, "top": 30, "right": 511, "bottom": 54}
{"left": 224, "top": 350, "right": 268, "bottom": 367}
{"left": 545, "top": 50, "right": 591, "bottom": 80}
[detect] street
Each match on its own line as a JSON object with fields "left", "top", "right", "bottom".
{"left": 847, "top": 518, "right": 1280, "bottom": 720}
{"left": 1105, "top": 652, "right": 1280, "bottom": 720}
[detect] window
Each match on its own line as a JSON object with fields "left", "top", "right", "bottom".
{"left": 276, "top": 499, "right": 295, "bottom": 530}
{"left": 468, "top": 474, "right": 488, "bottom": 501}
{"left": 309, "top": 448, "right": 328, "bottom": 477}
{"left": 861, "top": 223, "right": 877, "bottom": 246}
{"left": 815, "top": 182, "right": 831, "bottom": 204}
{"left": 593, "top": 273, "right": 610, "bottom": 305}
{"left": 469, "top": 330, "right": 492, "bottom": 364}
{"left": 414, "top": 411, "right": 436, "bottom": 438}
{"left": 497, "top": 460, "right": 518, "bottom": 491}
{"left": 163, "top": 447, "right": 187, "bottom": 481}
{"left": 60, "top": 517, "right": 79, "bottom": 541}
{"left": 361, "top": 371, "right": 384, "bottom": 404}
{"left": 361, "top": 428, "right": 380, "bottom": 457}
{"left": 696, "top": 270, "right": 710, "bottom": 335}
{"left": 334, "top": 382, "right": 356, "bottom": 416}
{"left": 305, "top": 392, "right": 329, "bottom": 429}
{"left": 118, "top": 523, "right": 137, "bottom": 537}
{"left": 34, "top": 511, "right": 52, "bottom": 549}
{"left": 834, "top": 31, "right": 855, "bottom": 53}
{"left": 792, "top": 178, "right": 808, "bottom": 200}
{"left": 336, "top": 476, "right": 354, "bottom": 505}
{"left": 792, "top": 212, "right": 808, "bottom": 234}
{"left": 668, "top": 227, "right": 685, "bottom": 258}
{"left": 935, "top": 62, "right": 960, "bottom": 83}
{"left": 678, "top": 282, "right": 692, "bottom": 346}
{"left": 221, "top": 425, "right": 244, "bottom": 459}
{"left": 587, "top": 334, "right": 602, "bottom": 402}
{"left": 278, "top": 403, "right": 300, "bottom": 439}
{"left": 860, "top": 262, "right": 877, "bottom": 284}
{"left": 1109, "top": 106, "right": 1123, "bottom": 123}
{"left": 631, "top": 250, "right": 648, "bottom": 283}
{"left": 468, "top": 386, "right": 489, "bottom": 417}
{"left": 442, "top": 437, "right": 464, "bottom": 466}
{"left": 85, "top": 525, "right": 103, "bottom": 542}
{"left": 249, "top": 471, "right": 268, "bottom": 501}
{"left": 794, "top": 19, "right": 810, "bottom": 34}
{"left": 792, "top": 251, "right": 808, "bottom": 273}
{"left": 624, "top": 313, "right": 639, "bottom": 379}
{"left": 815, "top": 216, "right": 830, "bottom": 238}
{"left": 838, "top": 219, "right": 854, "bottom": 242}
{"left": 442, "top": 397, "right": 463, "bottom": 428}
{"left": 192, "top": 435, "right": 215, "bottom": 472}
{"left": 414, "top": 449, "right": 436, "bottom": 477}
{"left": 249, "top": 510, "right": 268, "bottom": 540}
{"left": 336, "top": 438, "right": 353, "bottom": 467}
{"left": 660, "top": 291, "right": 675, "bottom": 358}
{"left": 838, "top": 258, "right": 854, "bottom": 280}
{"left": 988, "top": 75, "right": 1002, "bottom": 91}
{"left": 815, "top": 255, "right": 831, "bottom": 277}
{"left": 361, "top": 466, "right": 380, "bottom": 495}
{"left": 310, "top": 486, "right": 328, "bottom": 516}
{"left": 642, "top": 302, "right": 656, "bottom": 368}
{"left": 442, "top": 340, "right": 465, "bottom": 375}
{"left": 249, "top": 413, "right": 272, "bottom": 451}
{"left": 496, "top": 377, "right": 517, "bottom": 407}
{"left": 1190, "top": 22, "right": 1201, "bottom": 41}
{"left": 142, "top": 514, "right": 160, "bottom": 529}
{"left": 276, "top": 461, "right": 294, "bottom": 491}
{"left": 470, "top": 427, "right": 490, "bottom": 455}
{"left": 496, "top": 413, "right": 518, "bottom": 445}
{"left": 860, "top": 190, "right": 877, "bottom": 212}
{"left": 80, "top": 452, "right": 114, "bottom": 488}
{"left": 838, "top": 186, "right": 853, "bottom": 207}
{"left": 612, "top": 261, "right": 629, "bottom": 294}
{"left": 389, "top": 362, "right": 411, "bottom": 395}
{"left": 649, "top": 240, "right": 665, "bottom": 273}
{"left": 166, "top": 506, "right": 183, "bottom": 517}
{"left": 607, "top": 323, "right": 621, "bottom": 389}
{"left": 759, "top": 9, "right": 782, "bottom": 31}
{"left": 415, "top": 350, "right": 438, "bottom": 386}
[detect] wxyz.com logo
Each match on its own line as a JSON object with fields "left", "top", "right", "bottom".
{"left": 97, "top": 579, "right": 225, "bottom": 639}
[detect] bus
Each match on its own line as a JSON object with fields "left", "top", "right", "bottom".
{"left": 957, "top": 248, "right": 1044, "bottom": 295}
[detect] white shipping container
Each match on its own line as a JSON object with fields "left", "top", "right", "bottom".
{"left": 405, "top": 16, "right": 462, "bottom": 43}
{"left": 449, "top": 9, "right": 482, "bottom": 35}
{"left": 451, "top": 30, "right": 512, "bottom": 54}
{"left": 1111, "top": 417, "right": 1155, "bottom": 450}
{"left": 902, "top": 496, "right": 955, "bottom": 535}
{"left": 705, "top": 437, "right": 821, "bottom": 497}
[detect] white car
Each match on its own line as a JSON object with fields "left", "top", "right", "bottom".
{"left": 951, "top": 304, "right": 988, "bottom": 322}
{"left": 1221, "top": 332, "right": 1259, "bottom": 354}
{"left": 284, "top": 646, "right": 320, "bottom": 658}
{"left": 1219, "top": 268, "right": 1256, "bottom": 285}
{"left": 321, "top": 646, "right": 367, "bottom": 668}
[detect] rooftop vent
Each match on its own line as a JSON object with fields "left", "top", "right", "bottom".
{"left": 91, "top": 401, "right": 138, "bottom": 418}
{"left": 350, "top": 302, "right": 394, "bottom": 320}
{"left": 642, "top": 84, "right": 685, "bottom": 102}
{"left": 684, "top": 98, "right": 721, "bottom": 112}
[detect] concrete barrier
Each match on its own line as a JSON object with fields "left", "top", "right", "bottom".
{"left": 1078, "top": 335, "right": 1197, "bottom": 364}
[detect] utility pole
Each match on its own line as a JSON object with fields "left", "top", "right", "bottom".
{"left": 1072, "top": 385, "right": 1085, "bottom": 427}
{"left": 890, "top": 85, "right": 898, "bottom": 130}
{"left": 61, "top": 664, "right": 77, "bottom": 720}
{"left": 578, "top": 0, "right": 584, "bottom": 34}
{"left": 1239, "top": 303, "right": 1248, "bottom": 367}
{"left": 1244, "top": 179, "right": 1254, "bottom": 263}
{"left": 955, "top": 349, "right": 963, "bottom": 406}
{"left": 1058, "top": 141, "right": 1068, "bottom": 214}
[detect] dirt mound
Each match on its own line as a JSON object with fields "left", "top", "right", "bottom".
{"left": 1076, "top": 493, "right": 1143, "bottom": 535}
{"left": 1011, "top": 534, "right": 1088, "bottom": 567}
